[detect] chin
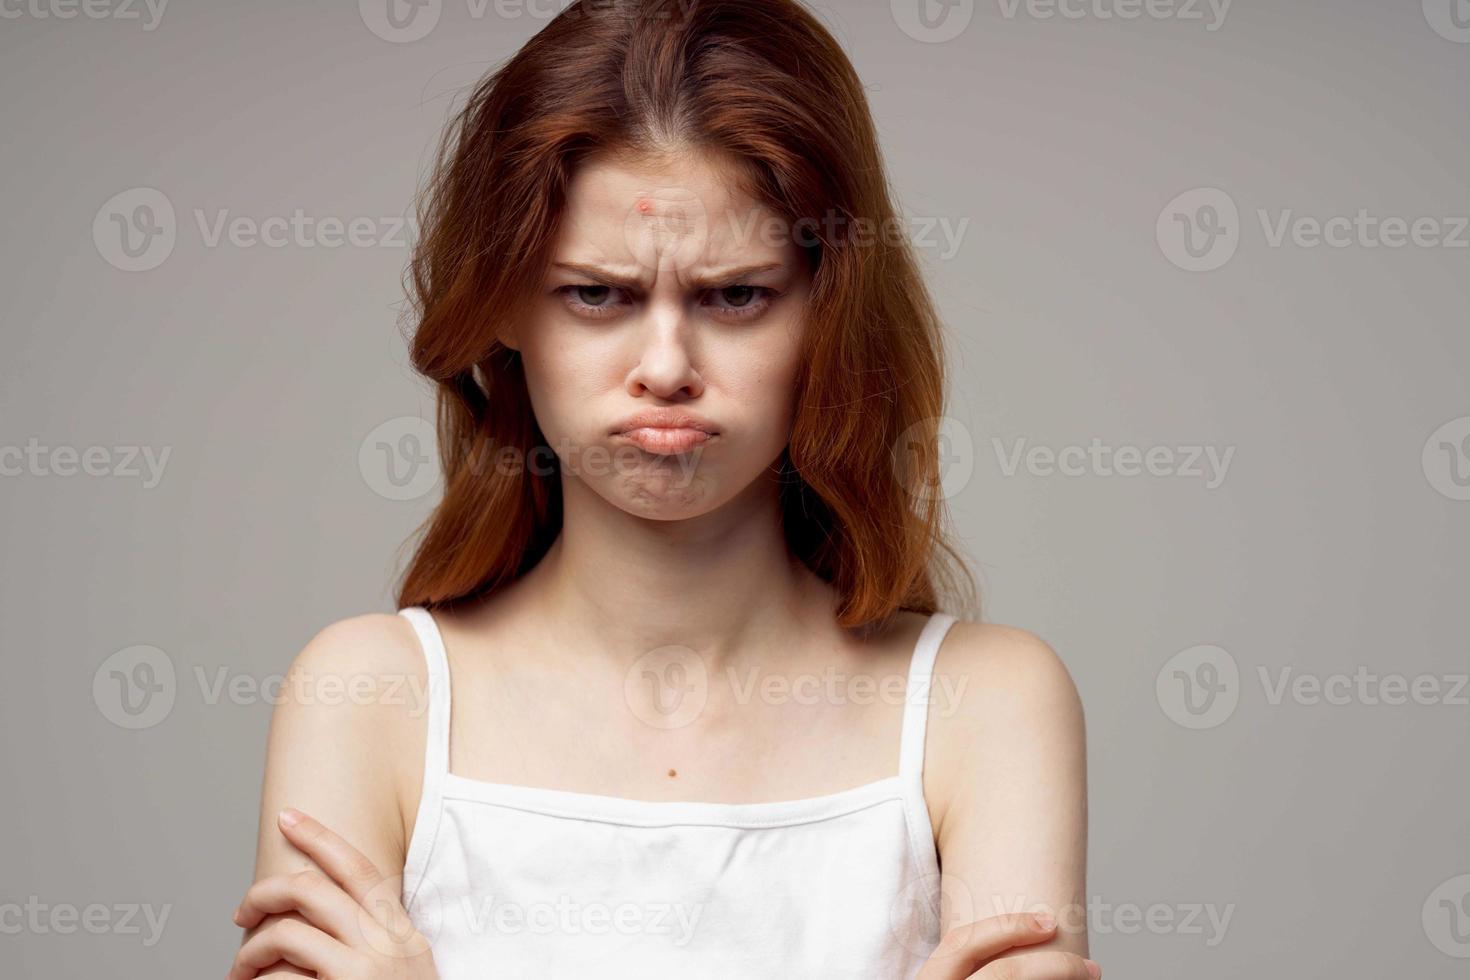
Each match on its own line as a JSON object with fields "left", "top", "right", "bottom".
{"left": 606, "top": 467, "right": 722, "bottom": 518}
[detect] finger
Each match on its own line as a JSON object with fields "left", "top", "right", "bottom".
{"left": 235, "top": 910, "right": 317, "bottom": 979}
{"left": 234, "top": 869, "right": 380, "bottom": 945}
{"left": 254, "top": 965, "right": 315, "bottom": 979}
{"left": 275, "top": 808, "right": 413, "bottom": 943}
{"left": 975, "top": 950, "right": 1100, "bottom": 979}
{"left": 916, "top": 912, "right": 1060, "bottom": 980}
{"left": 276, "top": 808, "right": 387, "bottom": 909}
{"left": 227, "top": 917, "right": 357, "bottom": 980}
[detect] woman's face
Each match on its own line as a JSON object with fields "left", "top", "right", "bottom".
{"left": 509, "top": 147, "right": 812, "bottom": 519}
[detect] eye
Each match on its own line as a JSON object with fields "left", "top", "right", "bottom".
{"left": 556, "top": 284, "right": 632, "bottom": 319}
{"left": 702, "top": 285, "right": 777, "bottom": 320}
{"left": 553, "top": 283, "right": 780, "bottom": 321}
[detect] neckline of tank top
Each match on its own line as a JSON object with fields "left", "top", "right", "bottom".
{"left": 435, "top": 769, "right": 911, "bottom": 828}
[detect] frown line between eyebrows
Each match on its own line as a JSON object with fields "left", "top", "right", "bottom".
{"left": 551, "top": 261, "right": 789, "bottom": 293}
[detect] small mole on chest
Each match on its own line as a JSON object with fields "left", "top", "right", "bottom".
{"left": 667, "top": 768, "right": 678, "bottom": 778}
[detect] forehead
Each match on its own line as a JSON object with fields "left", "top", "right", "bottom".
{"left": 555, "top": 147, "right": 798, "bottom": 276}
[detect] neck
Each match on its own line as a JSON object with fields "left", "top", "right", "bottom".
{"left": 512, "top": 467, "right": 835, "bottom": 672}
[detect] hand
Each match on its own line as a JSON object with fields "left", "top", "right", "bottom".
{"left": 228, "top": 808, "right": 439, "bottom": 980}
{"left": 915, "top": 912, "right": 1100, "bottom": 980}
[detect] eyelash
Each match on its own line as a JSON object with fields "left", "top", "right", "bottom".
{"left": 554, "top": 284, "right": 778, "bottom": 321}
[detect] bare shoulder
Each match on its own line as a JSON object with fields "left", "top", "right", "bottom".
{"left": 936, "top": 619, "right": 1084, "bottom": 719}
{"left": 273, "top": 612, "right": 432, "bottom": 774}
{"left": 288, "top": 610, "right": 427, "bottom": 680}
{"left": 251, "top": 611, "right": 431, "bottom": 880}
{"left": 925, "top": 619, "right": 1087, "bottom": 843}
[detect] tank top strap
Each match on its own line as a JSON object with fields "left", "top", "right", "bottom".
{"left": 398, "top": 606, "right": 452, "bottom": 782}
{"left": 897, "top": 611, "right": 960, "bottom": 789}
{"left": 396, "top": 606, "right": 453, "bottom": 911}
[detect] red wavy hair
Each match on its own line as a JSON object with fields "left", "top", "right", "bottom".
{"left": 394, "top": 0, "right": 977, "bottom": 629}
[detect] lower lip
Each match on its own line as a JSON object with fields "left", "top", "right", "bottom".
{"left": 614, "top": 427, "right": 715, "bottom": 455}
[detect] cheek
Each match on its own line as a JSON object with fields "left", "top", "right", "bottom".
{"left": 707, "top": 331, "right": 805, "bottom": 440}
{"left": 520, "top": 327, "right": 618, "bottom": 438}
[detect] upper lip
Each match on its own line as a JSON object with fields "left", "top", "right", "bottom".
{"left": 612, "top": 410, "right": 719, "bottom": 435}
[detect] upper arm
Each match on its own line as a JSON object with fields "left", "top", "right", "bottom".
{"left": 240, "top": 613, "right": 428, "bottom": 971}
{"left": 928, "top": 622, "right": 1090, "bottom": 957}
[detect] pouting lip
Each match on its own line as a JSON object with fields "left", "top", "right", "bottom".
{"left": 611, "top": 410, "right": 720, "bottom": 436}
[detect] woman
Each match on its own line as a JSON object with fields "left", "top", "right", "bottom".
{"left": 229, "top": 1, "right": 1092, "bottom": 977}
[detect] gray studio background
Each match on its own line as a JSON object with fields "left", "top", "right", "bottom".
{"left": 2, "top": 1, "right": 1467, "bottom": 976}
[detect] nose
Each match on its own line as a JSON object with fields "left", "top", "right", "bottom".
{"left": 623, "top": 300, "right": 704, "bottom": 400}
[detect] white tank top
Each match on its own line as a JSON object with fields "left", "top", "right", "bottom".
{"left": 396, "top": 606, "right": 959, "bottom": 979}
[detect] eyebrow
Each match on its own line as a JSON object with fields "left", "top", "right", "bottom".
{"left": 550, "top": 261, "right": 787, "bottom": 292}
